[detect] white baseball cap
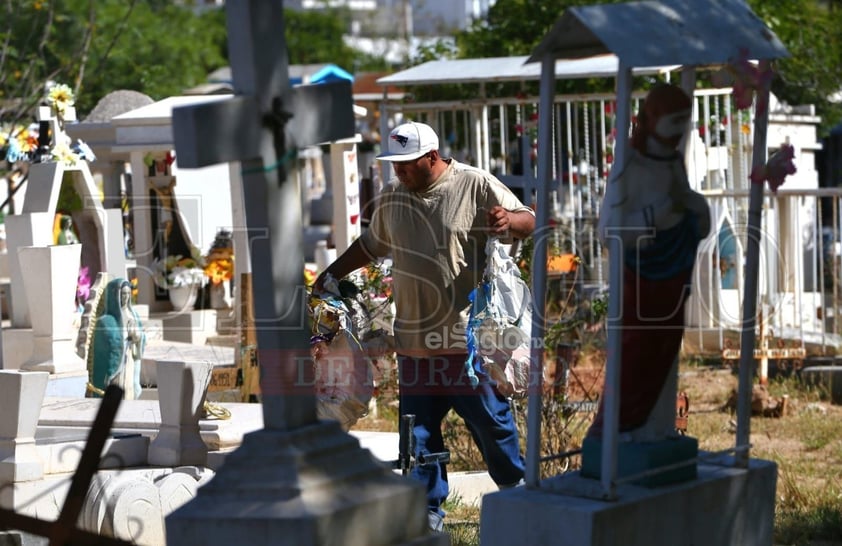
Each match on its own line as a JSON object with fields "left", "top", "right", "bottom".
{"left": 377, "top": 121, "right": 439, "bottom": 162}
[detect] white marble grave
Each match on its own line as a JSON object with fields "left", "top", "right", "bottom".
{"left": 18, "top": 244, "right": 87, "bottom": 397}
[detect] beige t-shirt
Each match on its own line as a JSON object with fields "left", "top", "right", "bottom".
{"left": 360, "top": 159, "right": 533, "bottom": 356}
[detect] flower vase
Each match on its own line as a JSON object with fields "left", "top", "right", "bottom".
{"left": 169, "top": 284, "right": 198, "bottom": 313}
{"left": 209, "top": 281, "right": 231, "bottom": 310}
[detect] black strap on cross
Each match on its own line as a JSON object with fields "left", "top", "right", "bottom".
{"left": 0, "top": 385, "right": 132, "bottom": 546}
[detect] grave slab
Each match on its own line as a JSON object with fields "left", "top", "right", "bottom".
{"left": 480, "top": 456, "right": 777, "bottom": 546}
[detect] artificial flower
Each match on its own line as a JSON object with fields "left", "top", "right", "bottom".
{"left": 204, "top": 256, "right": 234, "bottom": 285}
{"left": 749, "top": 143, "right": 796, "bottom": 193}
{"left": 76, "top": 266, "right": 91, "bottom": 303}
{"left": 711, "top": 48, "right": 774, "bottom": 113}
{"left": 74, "top": 139, "right": 96, "bottom": 162}
{"left": 16, "top": 127, "right": 38, "bottom": 153}
{"left": 4, "top": 134, "right": 25, "bottom": 163}
{"left": 154, "top": 254, "right": 206, "bottom": 288}
{"left": 304, "top": 266, "right": 317, "bottom": 287}
{"left": 47, "top": 84, "right": 75, "bottom": 116}
{"left": 51, "top": 141, "right": 79, "bottom": 166}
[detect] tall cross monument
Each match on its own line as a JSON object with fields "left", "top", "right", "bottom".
{"left": 163, "top": 2, "right": 443, "bottom": 544}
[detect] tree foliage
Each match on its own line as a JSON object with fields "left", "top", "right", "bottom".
{"left": 0, "top": 2, "right": 386, "bottom": 125}
{"left": 456, "top": 0, "right": 623, "bottom": 59}
{"left": 1, "top": 0, "right": 228, "bottom": 119}
{"left": 442, "top": 0, "right": 842, "bottom": 136}
{"left": 746, "top": 0, "right": 842, "bottom": 134}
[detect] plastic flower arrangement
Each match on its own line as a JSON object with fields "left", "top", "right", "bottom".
{"left": 203, "top": 230, "right": 234, "bottom": 285}
{"left": 361, "top": 262, "right": 392, "bottom": 301}
{"left": 154, "top": 254, "right": 206, "bottom": 289}
{"left": 1, "top": 83, "right": 94, "bottom": 166}
{"left": 1, "top": 125, "right": 38, "bottom": 163}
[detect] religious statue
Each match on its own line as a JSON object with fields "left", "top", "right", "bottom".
{"left": 591, "top": 83, "right": 711, "bottom": 441}
{"left": 148, "top": 176, "right": 178, "bottom": 247}
{"left": 56, "top": 214, "right": 79, "bottom": 245}
{"left": 89, "top": 278, "right": 146, "bottom": 400}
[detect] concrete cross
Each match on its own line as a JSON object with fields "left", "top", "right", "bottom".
{"left": 170, "top": 0, "right": 355, "bottom": 430}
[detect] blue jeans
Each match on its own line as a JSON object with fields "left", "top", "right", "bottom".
{"left": 398, "top": 354, "right": 525, "bottom": 516}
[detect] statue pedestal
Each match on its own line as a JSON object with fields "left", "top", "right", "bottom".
{"left": 580, "top": 435, "right": 698, "bottom": 487}
{"left": 480, "top": 455, "right": 777, "bottom": 546}
{"left": 166, "top": 421, "right": 448, "bottom": 546}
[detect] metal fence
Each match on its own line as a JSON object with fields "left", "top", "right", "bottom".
{"left": 385, "top": 87, "right": 838, "bottom": 359}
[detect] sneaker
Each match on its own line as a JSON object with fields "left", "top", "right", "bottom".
{"left": 428, "top": 511, "right": 444, "bottom": 533}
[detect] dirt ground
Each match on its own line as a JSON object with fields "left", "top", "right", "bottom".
{"left": 356, "top": 353, "right": 842, "bottom": 470}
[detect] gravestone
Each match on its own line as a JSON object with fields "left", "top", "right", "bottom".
{"left": 2, "top": 100, "right": 118, "bottom": 397}
{"left": 164, "top": 2, "right": 443, "bottom": 545}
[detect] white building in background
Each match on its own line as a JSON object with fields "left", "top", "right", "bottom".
{"left": 183, "top": 0, "right": 493, "bottom": 38}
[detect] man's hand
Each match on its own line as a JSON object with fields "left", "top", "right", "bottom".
{"left": 313, "top": 270, "right": 332, "bottom": 294}
{"left": 488, "top": 206, "right": 535, "bottom": 239}
{"left": 488, "top": 205, "right": 511, "bottom": 235}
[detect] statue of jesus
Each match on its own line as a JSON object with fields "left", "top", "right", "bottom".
{"left": 590, "top": 83, "right": 711, "bottom": 441}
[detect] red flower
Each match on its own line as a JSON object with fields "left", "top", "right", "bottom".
{"left": 750, "top": 144, "right": 796, "bottom": 193}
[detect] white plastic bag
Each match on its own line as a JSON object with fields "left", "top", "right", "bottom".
{"left": 465, "top": 238, "right": 533, "bottom": 396}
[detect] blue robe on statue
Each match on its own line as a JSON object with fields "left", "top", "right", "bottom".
{"left": 91, "top": 278, "right": 145, "bottom": 398}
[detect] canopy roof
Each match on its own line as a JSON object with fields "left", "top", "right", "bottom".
{"left": 528, "top": 0, "right": 789, "bottom": 66}
{"left": 309, "top": 64, "right": 354, "bottom": 84}
{"left": 376, "top": 54, "right": 676, "bottom": 87}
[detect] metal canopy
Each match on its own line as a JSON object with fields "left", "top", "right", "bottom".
{"left": 528, "top": 0, "right": 789, "bottom": 66}
{"left": 521, "top": 0, "right": 791, "bottom": 496}
{"left": 376, "top": 54, "right": 676, "bottom": 87}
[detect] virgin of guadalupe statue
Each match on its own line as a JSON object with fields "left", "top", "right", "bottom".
{"left": 90, "top": 278, "right": 146, "bottom": 399}
{"left": 591, "top": 83, "right": 711, "bottom": 440}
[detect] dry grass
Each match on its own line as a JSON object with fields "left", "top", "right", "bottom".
{"left": 355, "top": 354, "right": 842, "bottom": 545}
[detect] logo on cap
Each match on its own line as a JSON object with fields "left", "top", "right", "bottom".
{"left": 391, "top": 133, "right": 409, "bottom": 147}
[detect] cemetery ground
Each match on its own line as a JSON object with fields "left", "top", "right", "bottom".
{"left": 354, "top": 352, "right": 842, "bottom": 546}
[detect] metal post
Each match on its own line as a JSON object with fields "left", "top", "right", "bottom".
{"left": 736, "top": 59, "right": 773, "bottom": 467}
{"left": 525, "top": 54, "right": 556, "bottom": 487}
{"left": 600, "top": 62, "right": 633, "bottom": 499}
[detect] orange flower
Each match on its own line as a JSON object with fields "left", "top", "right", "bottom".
{"left": 204, "top": 257, "right": 234, "bottom": 285}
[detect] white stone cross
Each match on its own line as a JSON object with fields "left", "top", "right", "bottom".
{"left": 36, "top": 103, "right": 76, "bottom": 154}
{"left": 171, "top": 0, "right": 355, "bottom": 431}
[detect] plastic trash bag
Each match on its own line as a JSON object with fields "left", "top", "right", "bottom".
{"left": 465, "top": 238, "right": 533, "bottom": 397}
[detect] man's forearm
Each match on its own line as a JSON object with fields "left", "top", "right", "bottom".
{"left": 322, "top": 238, "right": 375, "bottom": 281}
{"left": 509, "top": 210, "right": 536, "bottom": 239}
